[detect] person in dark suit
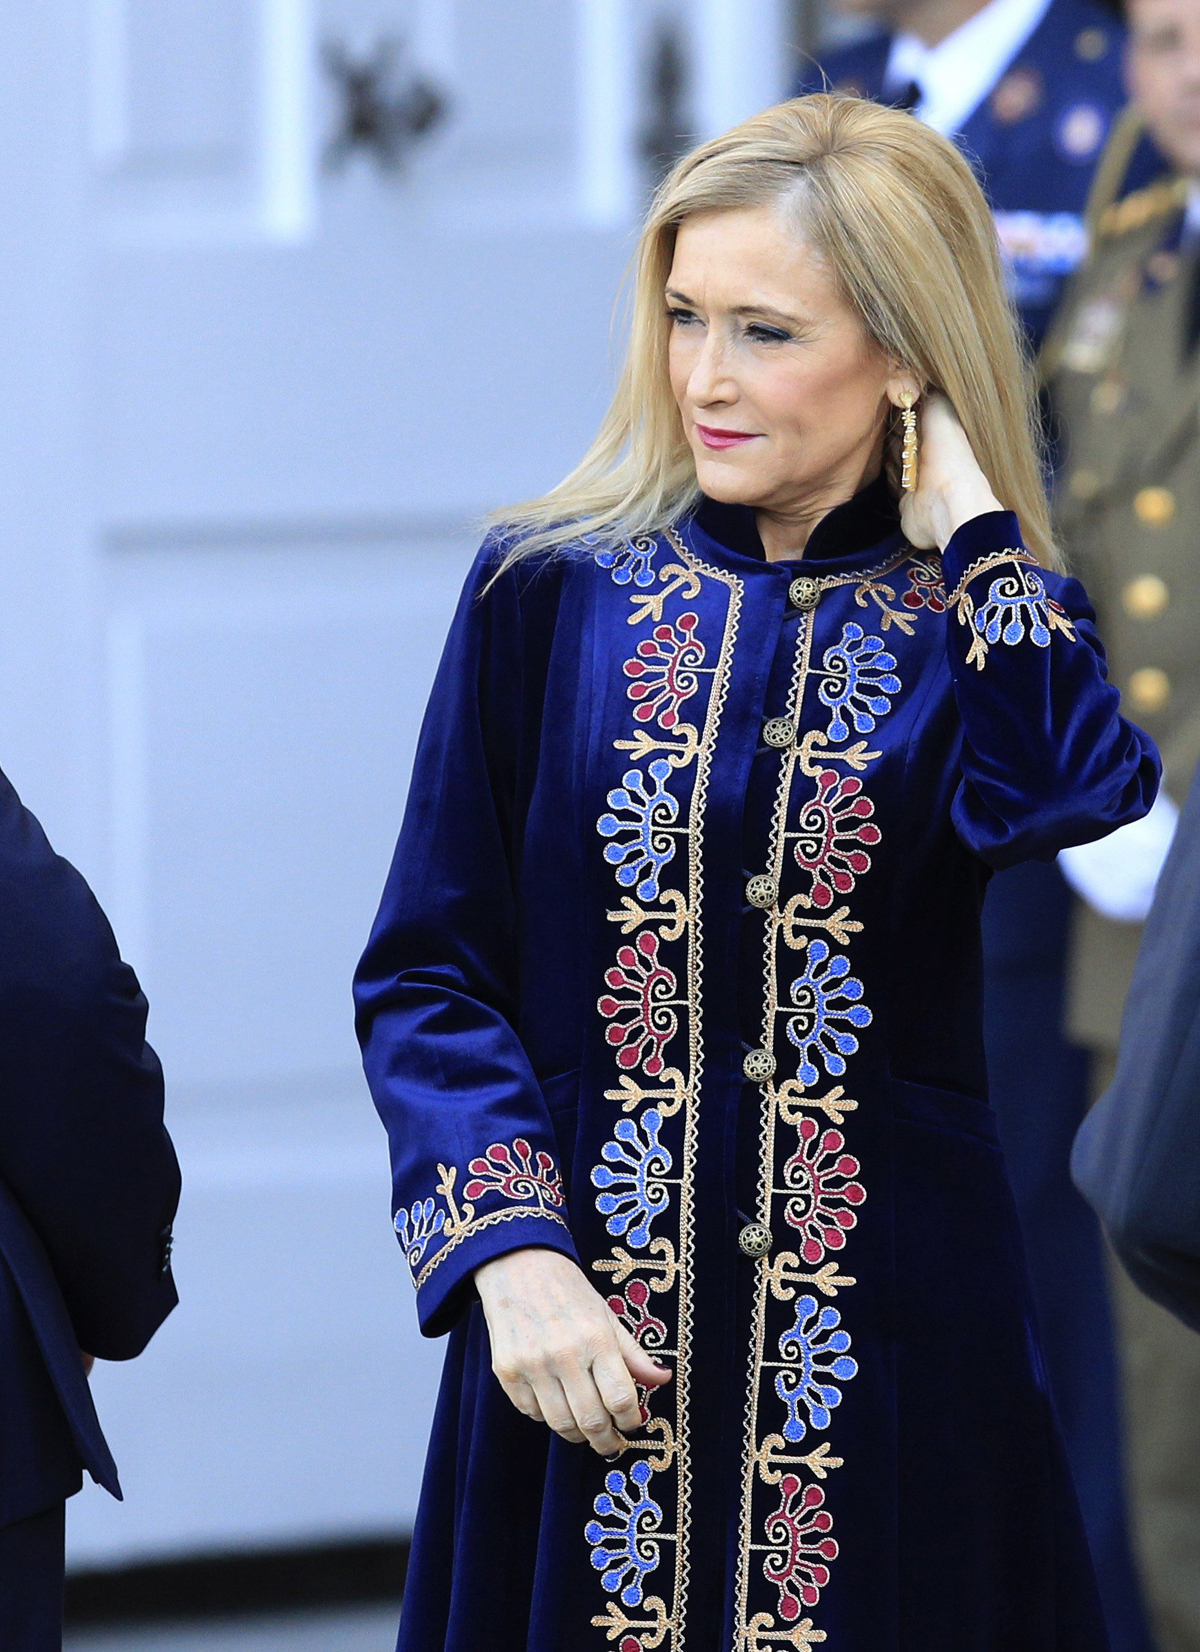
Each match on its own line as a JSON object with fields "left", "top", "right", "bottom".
{"left": 1074, "top": 761, "right": 1200, "bottom": 1335}
{"left": 0, "top": 766, "right": 179, "bottom": 1650}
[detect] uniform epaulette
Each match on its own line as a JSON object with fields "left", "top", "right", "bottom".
{"left": 1096, "top": 176, "right": 1189, "bottom": 240}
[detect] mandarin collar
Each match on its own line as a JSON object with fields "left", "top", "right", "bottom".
{"left": 685, "top": 473, "right": 904, "bottom": 573}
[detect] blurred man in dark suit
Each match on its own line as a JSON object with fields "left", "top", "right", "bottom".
{"left": 1074, "top": 761, "right": 1200, "bottom": 1338}
{"left": 0, "top": 767, "right": 179, "bottom": 1649}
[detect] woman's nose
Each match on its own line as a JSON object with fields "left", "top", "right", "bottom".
{"left": 689, "top": 336, "right": 736, "bottom": 405}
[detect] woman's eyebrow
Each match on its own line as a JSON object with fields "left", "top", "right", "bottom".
{"left": 730, "top": 302, "right": 805, "bottom": 326}
{"left": 665, "top": 287, "right": 805, "bottom": 327}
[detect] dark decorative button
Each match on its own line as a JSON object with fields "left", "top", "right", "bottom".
{"left": 788, "top": 576, "right": 821, "bottom": 611}
{"left": 746, "top": 874, "right": 778, "bottom": 908}
{"left": 742, "top": 1047, "right": 776, "bottom": 1082}
{"left": 738, "top": 1221, "right": 773, "bottom": 1259}
{"left": 762, "top": 717, "right": 794, "bottom": 749}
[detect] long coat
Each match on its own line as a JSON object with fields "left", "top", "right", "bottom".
{"left": 355, "top": 481, "right": 1159, "bottom": 1652}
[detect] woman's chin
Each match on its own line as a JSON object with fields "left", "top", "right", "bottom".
{"left": 693, "top": 455, "right": 770, "bottom": 508}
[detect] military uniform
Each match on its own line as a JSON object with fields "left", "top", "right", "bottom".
{"left": 1048, "top": 168, "right": 1200, "bottom": 1652}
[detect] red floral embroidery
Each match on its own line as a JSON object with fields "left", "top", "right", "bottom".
{"left": 763, "top": 1475, "right": 838, "bottom": 1619}
{"left": 793, "top": 769, "right": 881, "bottom": 909}
{"left": 782, "top": 1118, "right": 866, "bottom": 1263}
{"left": 902, "top": 558, "right": 947, "bottom": 612}
{"left": 599, "top": 930, "right": 678, "bottom": 1076}
{"left": 623, "top": 612, "right": 705, "bottom": 729}
{"left": 608, "top": 1277, "right": 669, "bottom": 1349}
{"left": 463, "top": 1139, "right": 565, "bottom": 1208}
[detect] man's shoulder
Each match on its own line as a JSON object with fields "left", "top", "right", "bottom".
{"left": 1095, "top": 175, "right": 1189, "bottom": 244}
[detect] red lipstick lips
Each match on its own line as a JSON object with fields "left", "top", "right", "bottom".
{"left": 695, "top": 423, "right": 759, "bottom": 450}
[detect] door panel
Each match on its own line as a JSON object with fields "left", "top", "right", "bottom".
{"left": 55, "top": 0, "right": 792, "bottom": 1564}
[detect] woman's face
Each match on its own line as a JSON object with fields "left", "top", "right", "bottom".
{"left": 666, "top": 205, "right": 898, "bottom": 521}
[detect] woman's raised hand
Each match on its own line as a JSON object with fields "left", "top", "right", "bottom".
{"left": 475, "top": 1246, "right": 672, "bottom": 1456}
{"left": 899, "top": 392, "right": 1003, "bottom": 552}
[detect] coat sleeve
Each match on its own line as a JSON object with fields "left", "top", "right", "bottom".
{"left": 354, "top": 543, "right": 580, "bottom": 1337}
{"left": 941, "top": 510, "right": 1161, "bottom": 868}
{"left": 0, "top": 769, "right": 180, "bottom": 1361}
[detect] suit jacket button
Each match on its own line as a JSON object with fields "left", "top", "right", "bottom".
{"left": 743, "top": 1048, "right": 776, "bottom": 1082}
{"left": 788, "top": 576, "right": 822, "bottom": 611}
{"left": 1134, "top": 486, "right": 1175, "bottom": 526}
{"left": 1127, "top": 667, "right": 1170, "bottom": 712}
{"left": 738, "top": 1221, "right": 773, "bottom": 1259}
{"left": 763, "top": 717, "right": 794, "bottom": 749}
{"left": 1122, "top": 574, "right": 1169, "bottom": 619}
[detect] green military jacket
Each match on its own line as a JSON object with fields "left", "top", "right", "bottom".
{"left": 1046, "top": 172, "right": 1200, "bottom": 1050}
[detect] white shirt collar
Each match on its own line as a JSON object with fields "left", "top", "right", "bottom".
{"left": 885, "top": 0, "right": 1054, "bottom": 138}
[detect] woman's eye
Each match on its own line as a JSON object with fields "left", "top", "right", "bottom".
{"left": 746, "top": 323, "right": 792, "bottom": 344}
{"left": 667, "top": 307, "right": 699, "bottom": 327}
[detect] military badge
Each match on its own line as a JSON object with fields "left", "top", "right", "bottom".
{"left": 1056, "top": 104, "right": 1107, "bottom": 161}
{"left": 991, "top": 67, "right": 1042, "bottom": 125}
{"left": 1059, "top": 295, "right": 1126, "bottom": 374}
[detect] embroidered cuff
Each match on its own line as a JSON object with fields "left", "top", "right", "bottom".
{"left": 395, "top": 1135, "right": 579, "bottom": 1336}
{"left": 939, "top": 510, "right": 1027, "bottom": 593}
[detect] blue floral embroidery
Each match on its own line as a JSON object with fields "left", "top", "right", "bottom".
{"left": 592, "top": 1108, "right": 672, "bottom": 1246}
{"left": 786, "top": 938, "right": 872, "bottom": 1085}
{"left": 595, "top": 535, "right": 660, "bottom": 588}
{"left": 393, "top": 1197, "right": 445, "bottom": 1269}
{"left": 819, "top": 622, "right": 901, "bottom": 743}
{"left": 775, "top": 1294, "right": 858, "bottom": 1442}
{"left": 597, "top": 758, "right": 680, "bottom": 900}
{"left": 585, "top": 1458, "right": 663, "bottom": 1606}
{"left": 973, "top": 565, "right": 1053, "bottom": 648}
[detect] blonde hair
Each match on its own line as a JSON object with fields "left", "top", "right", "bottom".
{"left": 491, "top": 93, "right": 1058, "bottom": 571}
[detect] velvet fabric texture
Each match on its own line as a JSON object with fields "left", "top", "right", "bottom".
{"left": 356, "top": 483, "right": 1160, "bottom": 1652}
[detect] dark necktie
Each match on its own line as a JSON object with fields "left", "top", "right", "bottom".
{"left": 888, "top": 79, "right": 922, "bottom": 112}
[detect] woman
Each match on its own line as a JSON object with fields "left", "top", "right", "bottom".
{"left": 355, "top": 95, "right": 1158, "bottom": 1651}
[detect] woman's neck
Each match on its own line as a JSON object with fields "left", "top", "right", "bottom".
{"left": 754, "top": 457, "right": 884, "bottom": 563}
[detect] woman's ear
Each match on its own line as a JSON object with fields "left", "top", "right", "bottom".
{"left": 886, "top": 371, "right": 923, "bottom": 409}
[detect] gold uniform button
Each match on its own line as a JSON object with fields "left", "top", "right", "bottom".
{"left": 1075, "top": 25, "right": 1108, "bottom": 58}
{"left": 788, "top": 576, "right": 822, "bottom": 611}
{"left": 1091, "top": 379, "right": 1125, "bottom": 416}
{"left": 1122, "top": 575, "right": 1170, "bottom": 619}
{"left": 1069, "top": 469, "right": 1100, "bottom": 500}
{"left": 762, "top": 717, "right": 795, "bottom": 749}
{"left": 738, "top": 1221, "right": 773, "bottom": 1260}
{"left": 1127, "top": 667, "right": 1171, "bottom": 712}
{"left": 743, "top": 1048, "right": 777, "bottom": 1083}
{"left": 1134, "top": 486, "right": 1176, "bottom": 526}
{"left": 746, "top": 874, "right": 779, "bottom": 909}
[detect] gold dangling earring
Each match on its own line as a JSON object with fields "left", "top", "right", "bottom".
{"left": 899, "top": 392, "right": 919, "bottom": 493}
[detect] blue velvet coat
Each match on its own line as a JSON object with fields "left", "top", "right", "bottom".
{"left": 355, "top": 482, "right": 1159, "bottom": 1652}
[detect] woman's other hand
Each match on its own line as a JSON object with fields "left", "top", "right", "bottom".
{"left": 899, "top": 392, "right": 1003, "bottom": 551}
{"left": 475, "top": 1247, "right": 671, "bottom": 1456}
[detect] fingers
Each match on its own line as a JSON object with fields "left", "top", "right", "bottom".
{"left": 559, "top": 1359, "right": 625, "bottom": 1457}
{"left": 593, "top": 1340, "right": 646, "bottom": 1438}
{"left": 614, "top": 1321, "right": 672, "bottom": 1390}
{"left": 535, "top": 1375, "right": 588, "bottom": 1446}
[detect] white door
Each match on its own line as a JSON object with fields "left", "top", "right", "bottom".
{"left": 0, "top": 0, "right": 788, "bottom": 1568}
